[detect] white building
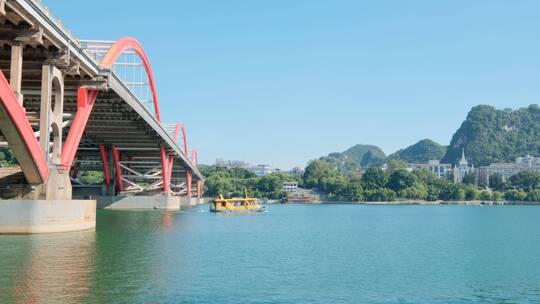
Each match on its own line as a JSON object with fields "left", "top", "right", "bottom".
{"left": 283, "top": 182, "right": 299, "bottom": 193}
{"left": 453, "top": 149, "right": 474, "bottom": 183}
{"left": 516, "top": 154, "right": 540, "bottom": 167}
{"left": 410, "top": 160, "right": 452, "bottom": 179}
{"left": 479, "top": 154, "right": 540, "bottom": 183}
{"left": 215, "top": 159, "right": 251, "bottom": 169}
{"left": 247, "top": 164, "right": 275, "bottom": 177}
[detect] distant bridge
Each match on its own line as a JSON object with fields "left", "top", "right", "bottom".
{"left": 0, "top": 0, "right": 204, "bottom": 232}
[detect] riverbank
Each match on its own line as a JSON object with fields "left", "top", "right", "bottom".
{"left": 316, "top": 200, "right": 540, "bottom": 205}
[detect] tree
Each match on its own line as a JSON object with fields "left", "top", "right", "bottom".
{"left": 438, "top": 181, "right": 465, "bottom": 201}
{"left": 462, "top": 171, "right": 476, "bottom": 185}
{"left": 479, "top": 191, "right": 491, "bottom": 201}
{"left": 463, "top": 185, "right": 479, "bottom": 200}
{"left": 525, "top": 190, "right": 540, "bottom": 202}
{"left": 364, "top": 188, "right": 396, "bottom": 202}
{"left": 386, "top": 159, "right": 408, "bottom": 174}
{"left": 204, "top": 174, "right": 235, "bottom": 197}
{"left": 361, "top": 167, "right": 389, "bottom": 190}
{"left": 489, "top": 173, "right": 505, "bottom": 191}
{"left": 341, "top": 180, "right": 363, "bottom": 202}
{"left": 79, "top": 171, "right": 104, "bottom": 184}
{"left": 399, "top": 184, "right": 428, "bottom": 200}
{"left": 492, "top": 191, "right": 503, "bottom": 201}
{"left": 303, "top": 160, "right": 339, "bottom": 188}
{"left": 507, "top": 171, "right": 540, "bottom": 191}
{"left": 387, "top": 169, "right": 417, "bottom": 192}
{"left": 0, "top": 148, "right": 16, "bottom": 167}
{"left": 504, "top": 189, "right": 527, "bottom": 201}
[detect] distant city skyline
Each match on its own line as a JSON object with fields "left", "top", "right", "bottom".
{"left": 47, "top": 0, "right": 540, "bottom": 169}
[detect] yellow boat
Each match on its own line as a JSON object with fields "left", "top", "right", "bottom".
{"left": 210, "top": 192, "right": 266, "bottom": 213}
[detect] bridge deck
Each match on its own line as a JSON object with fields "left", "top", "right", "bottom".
{"left": 0, "top": 0, "right": 202, "bottom": 183}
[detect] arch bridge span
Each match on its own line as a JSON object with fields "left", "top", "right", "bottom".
{"left": 0, "top": 0, "right": 203, "bottom": 205}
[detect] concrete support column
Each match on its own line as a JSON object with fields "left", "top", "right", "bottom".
{"left": 9, "top": 43, "right": 23, "bottom": 105}
{"left": 36, "top": 64, "right": 70, "bottom": 200}
{"left": 39, "top": 64, "right": 64, "bottom": 163}
{"left": 0, "top": 0, "right": 5, "bottom": 17}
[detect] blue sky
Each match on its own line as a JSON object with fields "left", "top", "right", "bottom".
{"left": 48, "top": 0, "right": 540, "bottom": 169}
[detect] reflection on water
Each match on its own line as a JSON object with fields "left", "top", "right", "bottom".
{"left": 0, "top": 210, "right": 178, "bottom": 303}
{"left": 1, "top": 230, "right": 96, "bottom": 303}
{"left": 1, "top": 205, "right": 540, "bottom": 303}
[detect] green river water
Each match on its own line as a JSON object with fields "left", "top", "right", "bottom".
{"left": 1, "top": 204, "right": 540, "bottom": 303}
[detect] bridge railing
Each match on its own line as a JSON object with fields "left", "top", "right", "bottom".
{"left": 81, "top": 40, "right": 156, "bottom": 117}
{"left": 32, "top": 0, "right": 81, "bottom": 46}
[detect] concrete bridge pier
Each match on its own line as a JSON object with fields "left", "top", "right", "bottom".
{"left": 181, "top": 196, "right": 199, "bottom": 207}
{"left": 96, "top": 194, "right": 180, "bottom": 210}
{"left": 0, "top": 54, "right": 96, "bottom": 234}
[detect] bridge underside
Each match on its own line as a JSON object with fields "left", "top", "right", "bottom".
{"left": 0, "top": 1, "right": 203, "bottom": 216}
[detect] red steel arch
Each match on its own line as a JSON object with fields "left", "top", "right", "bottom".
{"left": 0, "top": 69, "right": 48, "bottom": 183}
{"left": 191, "top": 150, "right": 198, "bottom": 169}
{"left": 101, "top": 37, "right": 162, "bottom": 122}
{"left": 172, "top": 122, "right": 188, "bottom": 156}
{"left": 167, "top": 122, "right": 188, "bottom": 190}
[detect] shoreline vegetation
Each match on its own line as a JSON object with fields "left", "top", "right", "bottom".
{"left": 202, "top": 158, "right": 540, "bottom": 205}
{"left": 303, "top": 200, "right": 540, "bottom": 205}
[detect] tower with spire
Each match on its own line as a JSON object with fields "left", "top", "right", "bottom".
{"left": 453, "top": 148, "right": 474, "bottom": 183}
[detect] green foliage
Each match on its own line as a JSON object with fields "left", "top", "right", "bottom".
{"left": 0, "top": 148, "right": 17, "bottom": 167}
{"left": 387, "top": 139, "right": 447, "bottom": 163}
{"left": 364, "top": 188, "right": 396, "bottom": 202}
{"left": 437, "top": 181, "right": 465, "bottom": 201}
{"left": 526, "top": 190, "right": 540, "bottom": 202}
{"left": 399, "top": 183, "right": 428, "bottom": 200}
{"left": 492, "top": 191, "right": 503, "bottom": 201}
{"left": 78, "top": 171, "right": 104, "bottom": 184}
{"left": 386, "top": 159, "right": 408, "bottom": 173}
{"left": 303, "top": 160, "right": 339, "bottom": 188}
{"left": 301, "top": 159, "right": 540, "bottom": 203}
{"left": 504, "top": 189, "right": 527, "bottom": 201}
{"left": 462, "top": 184, "right": 480, "bottom": 200}
{"left": 496, "top": 171, "right": 540, "bottom": 202}
{"left": 198, "top": 164, "right": 216, "bottom": 176}
{"left": 361, "top": 167, "right": 389, "bottom": 190}
{"left": 341, "top": 178, "right": 363, "bottom": 202}
{"left": 489, "top": 173, "right": 505, "bottom": 191}
{"left": 203, "top": 167, "right": 298, "bottom": 199}
{"left": 479, "top": 190, "right": 492, "bottom": 201}
{"left": 442, "top": 104, "right": 540, "bottom": 166}
{"left": 320, "top": 144, "right": 386, "bottom": 173}
{"left": 387, "top": 169, "right": 417, "bottom": 192}
{"left": 507, "top": 171, "right": 540, "bottom": 191}
{"left": 462, "top": 171, "right": 476, "bottom": 185}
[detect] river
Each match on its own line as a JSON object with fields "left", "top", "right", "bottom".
{"left": 1, "top": 204, "right": 540, "bottom": 303}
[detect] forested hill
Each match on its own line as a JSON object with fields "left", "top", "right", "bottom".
{"left": 387, "top": 139, "right": 447, "bottom": 163}
{"left": 441, "top": 104, "right": 540, "bottom": 166}
{"left": 320, "top": 144, "right": 386, "bottom": 173}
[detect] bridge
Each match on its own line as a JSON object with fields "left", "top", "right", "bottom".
{"left": 0, "top": 0, "right": 204, "bottom": 233}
